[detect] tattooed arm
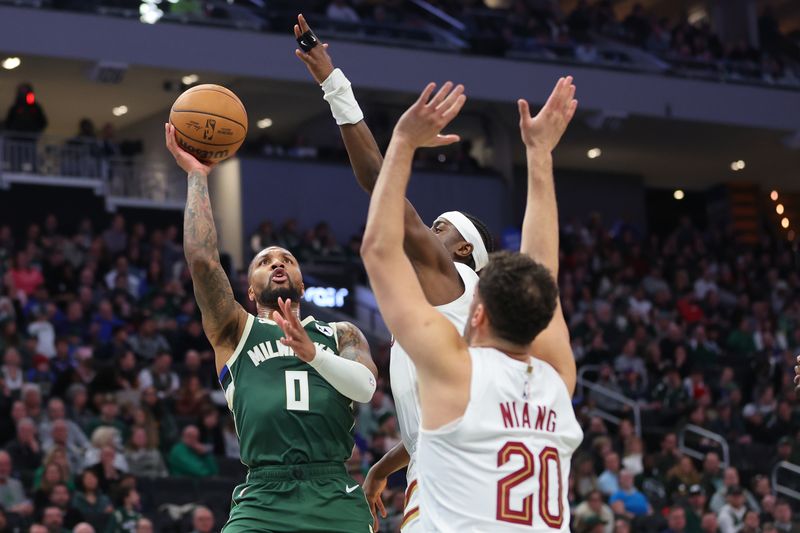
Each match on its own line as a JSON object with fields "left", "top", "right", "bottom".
{"left": 165, "top": 124, "right": 247, "bottom": 375}
{"left": 334, "top": 321, "right": 378, "bottom": 379}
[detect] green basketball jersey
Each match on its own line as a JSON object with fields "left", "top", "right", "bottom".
{"left": 219, "top": 314, "right": 355, "bottom": 467}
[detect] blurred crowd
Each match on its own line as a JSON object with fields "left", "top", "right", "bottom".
{"left": 560, "top": 215, "right": 800, "bottom": 533}
{"left": 0, "top": 204, "right": 798, "bottom": 533}
{"left": 302, "top": 0, "right": 798, "bottom": 82}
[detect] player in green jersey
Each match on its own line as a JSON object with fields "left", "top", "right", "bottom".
{"left": 165, "top": 124, "right": 378, "bottom": 533}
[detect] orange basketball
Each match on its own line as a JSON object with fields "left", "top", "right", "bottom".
{"left": 169, "top": 84, "right": 248, "bottom": 164}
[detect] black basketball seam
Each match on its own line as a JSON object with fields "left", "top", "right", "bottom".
{"left": 169, "top": 120, "right": 245, "bottom": 147}
{"left": 170, "top": 109, "right": 248, "bottom": 132}
{"left": 178, "top": 87, "right": 248, "bottom": 123}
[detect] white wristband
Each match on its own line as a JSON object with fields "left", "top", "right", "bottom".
{"left": 320, "top": 68, "right": 364, "bottom": 126}
{"left": 308, "top": 344, "right": 376, "bottom": 403}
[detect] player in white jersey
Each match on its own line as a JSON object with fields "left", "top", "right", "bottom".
{"left": 361, "top": 80, "right": 583, "bottom": 531}
{"left": 293, "top": 14, "right": 495, "bottom": 531}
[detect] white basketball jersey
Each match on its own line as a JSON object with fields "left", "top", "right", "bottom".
{"left": 389, "top": 262, "right": 478, "bottom": 500}
{"left": 418, "top": 348, "right": 583, "bottom": 532}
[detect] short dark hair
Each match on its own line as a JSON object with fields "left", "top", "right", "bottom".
{"left": 477, "top": 251, "right": 557, "bottom": 346}
{"left": 462, "top": 213, "right": 495, "bottom": 270}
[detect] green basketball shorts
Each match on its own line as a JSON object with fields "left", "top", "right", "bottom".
{"left": 222, "top": 462, "right": 373, "bottom": 533}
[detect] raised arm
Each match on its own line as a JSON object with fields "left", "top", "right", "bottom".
{"left": 165, "top": 124, "right": 246, "bottom": 374}
{"left": 293, "top": 14, "right": 463, "bottom": 305}
{"left": 517, "top": 77, "right": 578, "bottom": 395}
{"left": 361, "top": 83, "right": 471, "bottom": 430}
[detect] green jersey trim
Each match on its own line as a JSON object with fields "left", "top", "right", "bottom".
{"left": 226, "top": 313, "right": 255, "bottom": 369}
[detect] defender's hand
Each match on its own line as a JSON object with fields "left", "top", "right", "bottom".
{"left": 394, "top": 82, "right": 466, "bottom": 149}
{"left": 518, "top": 76, "right": 577, "bottom": 152}
{"left": 294, "top": 14, "right": 334, "bottom": 84}
{"left": 363, "top": 467, "right": 388, "bottom": 532}
{"left": 273, "top": 297, "right": 316, "bottom": 362}
{"left": 164, "top": 123, "right": 216, "bottom": 176}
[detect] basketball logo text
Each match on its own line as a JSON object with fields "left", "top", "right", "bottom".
{"left": 176, "top": 137, "right": 229, "bottom": 162}
{"left": 203, "top": 119, "right": 216, "bottom": 141}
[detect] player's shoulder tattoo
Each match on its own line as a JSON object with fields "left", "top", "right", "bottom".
{"left": 334, "top": 322, "right": 369, "bottom": 362}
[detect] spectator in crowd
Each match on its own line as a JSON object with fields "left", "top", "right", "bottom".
{"left": 45, "top": 482, "right": 84, "bottom": 529}
{"left": 573, "top": 489, "right": 614, "bottom": 533}
{"left": 249, "top": 221, "right": 276, "bottom": 256}
{"left": 27, "top": 355, "right": 55, "bottom": 399}
{"left": 741, "top": 510, "right": 760, "bottom": 533}
{"left": 73, "top": 523, "right": 95, "bottom": 533}
{"left": 102, "top": 215, "right": 127, "bottom": 257}
{"left": 85, "top": 400, "right": 127, "bottom": 445}
{"left": 124, "top": 427, "right": 167, "bottom": 479}
{"left": 22, "top": 384, "right": 44, "bottom": 424}
{"left": 0, "top": 450, "right": 33, "bottom": 517}
{"left": 4, "top": 82, "right": 47, "bottom": 134}
{"left": 2, "top": 348, "right": 25, "bottom": 394}
{"left": 597, "top": 452, "right": 621, "bottom": 496}
{"left": 718, "top": 485, "right": 750, "bottom": 533}
{"left": 43, "top": 420, "right": 84, "bottom": 474}
{"left": 190, "top": 505, "right": 214, "bottom": 533}
{"left": 71, "top": 469, "right": 112, "bottom": 518}
{"left": 167, "top": 425, "right": 217, "bottom": 478}
{"left": 326, "top": 0, "right": 360, "bottom": 22}
{"left": 609, "top": 469, "right": 651, "bottom": 517}
{"left": 710, "top": 467, "right": 759, "bottom": 513}
{"left": 134, "top": 517, "right": 153, "bottom": 533}
{"left": 174, "top": 375, "right": 209, "bottom": 418}
{"left": 104, "top": 257, "right": 141, "bottom": 300}
{"left": 41, "top": 505, "right": 66, "bottom": 533}
{"left": 28, "top": 307, "right": 56, "bottom": 359}
{"left": 87, "top": 445, "right": 125, "bottom": 494}
{"left": 66, "top": 384, "right": 93, "bottom": 433}
{"left": 197, "top": 407, "right": 225, "bottom": 457}
{"left": 772, "top": 500, "right": 795, "bottom": 532}
{"left": 666, "top": 456, "right": 702, "bottom": 497}
{"left": 683, "top": 484, "right": 708, "bottom": 532}
{"left": 137, "top": 351, "right": 179, "bottom": 400}
{"left": 6, "top": 417, "right": 43, "bottom": 483}
{"left": 663, "top": 506, "right": 687, "bottom": 533}
{"left": 105, "top": 486, "right": 141, "bottom": 533}
{"left": 573, "top": 456, "right": 599, "bottom": 500}
{"left": 128, "top": 320, "right": 170, "bottom": 363}
{"left": 701, "top": 511, "right": 720, "bottom": 533}
{"left": 40, "top": 398, "right": 90, "bottom": 453}
{"left": 4, "top": 83, "right": 47, "bottom": 172}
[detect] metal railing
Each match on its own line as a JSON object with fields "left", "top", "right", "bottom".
{"left": 0, "top": 132, "right": 186, "bottom": 207}
{"left": 772, "top": 461, "right": 800, "bottom": 503}
{"left": 576, "top": 365, "right": 642, "bottom": 437}
{"left": 678, "top": 424, "right": 730, "bottom": 467}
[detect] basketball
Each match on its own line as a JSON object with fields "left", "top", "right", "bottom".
{"left": 169, "top": 84, "right": 248, "bottom": 164}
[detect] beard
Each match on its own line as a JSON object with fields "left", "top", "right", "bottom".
{"left": 257, "top": 282, "right": 302, "bottom": 308}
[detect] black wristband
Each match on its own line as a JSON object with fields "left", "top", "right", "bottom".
{"left": 297, "top": 30, "right": 319, "bottom": 52}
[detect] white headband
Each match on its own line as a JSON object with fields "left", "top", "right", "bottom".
{"left": 437, "top": 211, "right": 489, "bottom": 272}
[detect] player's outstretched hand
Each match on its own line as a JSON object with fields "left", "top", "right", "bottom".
{"left": 272, "top": 297, "right": 316, "bottom": 362}
{"left": 363, "top": 467, "right": 388, "bottom": 532}
{"left": 794, "top": 354, "right": 800, "bottom": 393}
{"left": 164, "top": 123, "right": 216, "bottom": 176}
{"left": 294, "top": 14, "right": 334, "bottom": 84}
{"left": 518, "top": 76, "right": 578, "bottom": 152}
{"left": 394, "top": 82, "right": 466, "bottom": 149}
